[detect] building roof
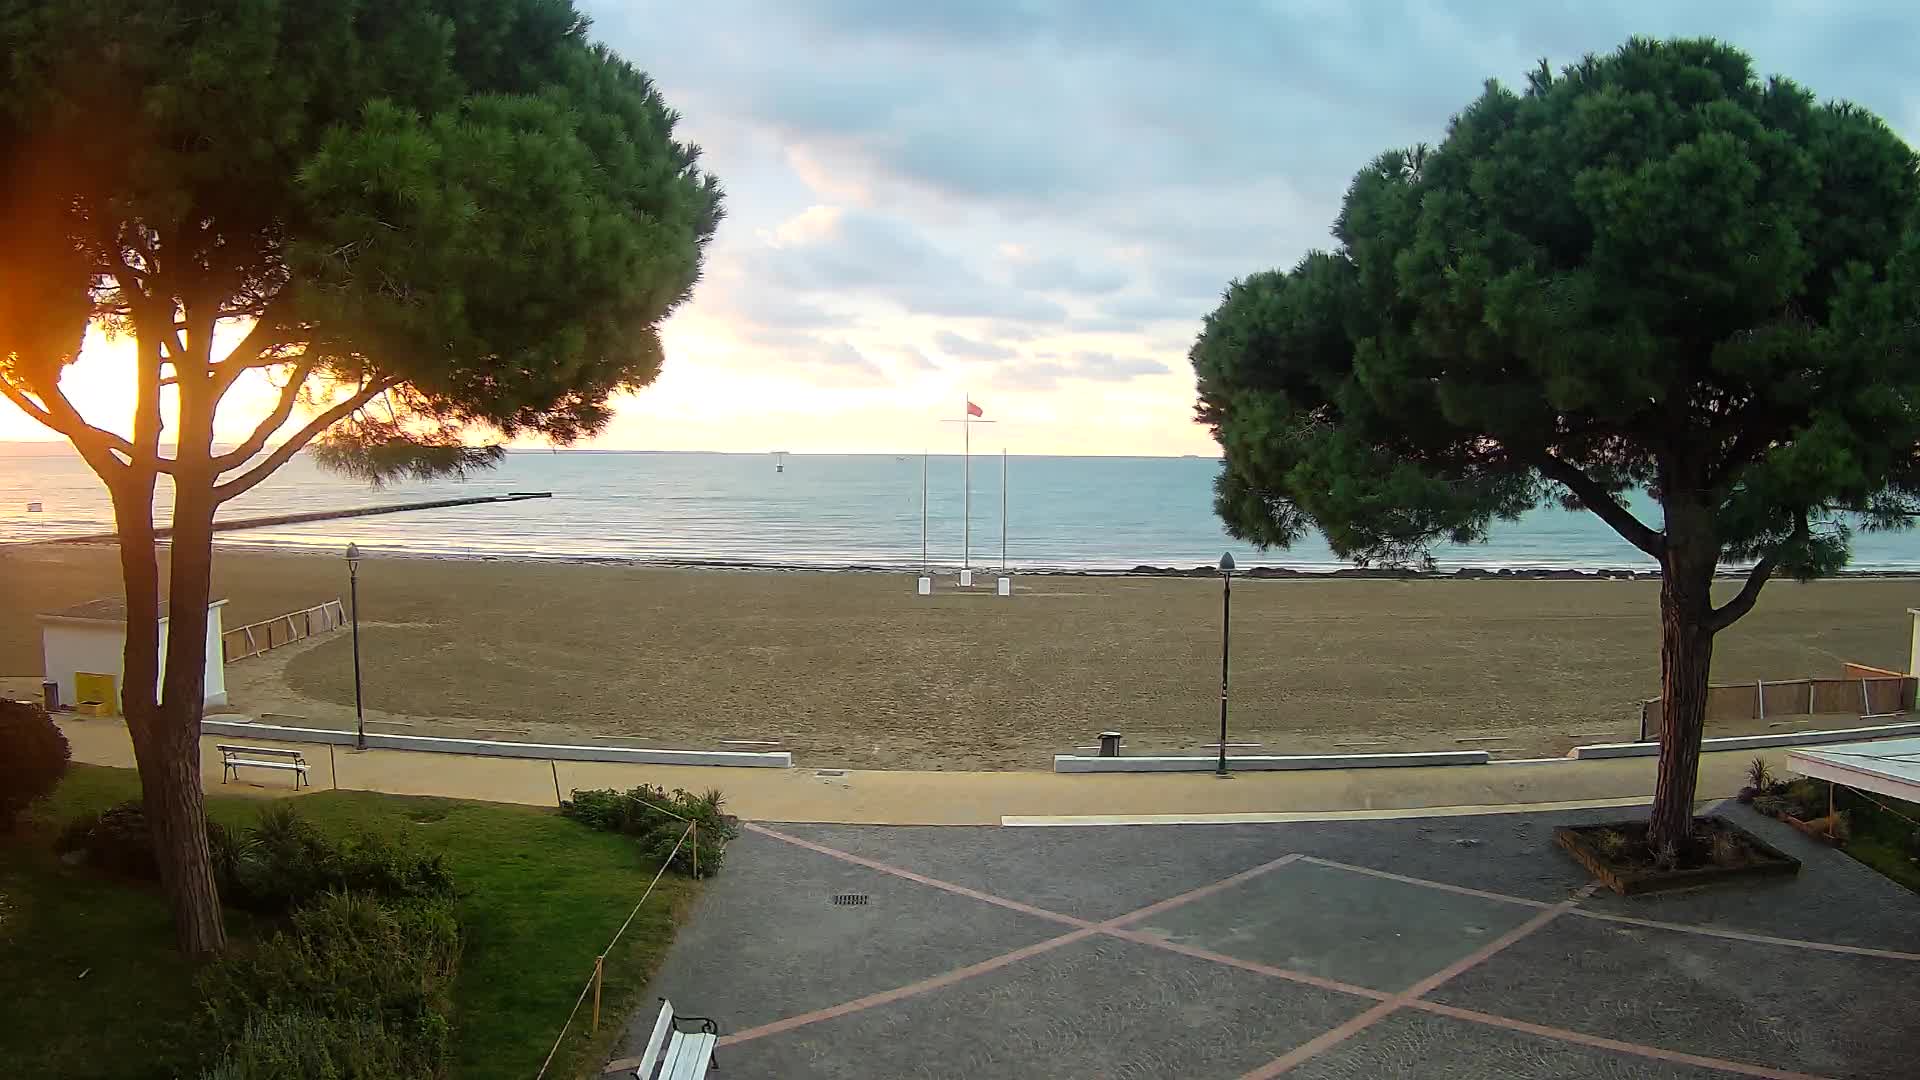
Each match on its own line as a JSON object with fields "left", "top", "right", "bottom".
{"left": 1789, "top": 737, "right": 1920, "bottom": 803}
{"left": 39, "top": 597, "right": 227, "bottom": 623}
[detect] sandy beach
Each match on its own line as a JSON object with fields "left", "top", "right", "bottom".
{"left": 2, "top": 544, "right": 1914, "bottom": 770}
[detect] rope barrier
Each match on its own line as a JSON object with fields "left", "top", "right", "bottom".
{"left": 532, "top": 820, "right": 695, "bottom": 1080}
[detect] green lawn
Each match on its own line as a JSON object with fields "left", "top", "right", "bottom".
{"left": 1833, "top": 785, "right": 1920, "bottom": 894}
{"left": 0, "top": 765, "right": 701, "bottom": 1080}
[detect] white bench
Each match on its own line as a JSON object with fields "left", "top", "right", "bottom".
{"left": 216, "top": 743, "right": 311, "bottom": 789}
{"left": 633, "top": 999, "right": 717, "bottom": 1079}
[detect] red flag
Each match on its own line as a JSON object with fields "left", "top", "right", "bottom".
{"left": 966, "top": 399, "right": 984, "bottom": 417}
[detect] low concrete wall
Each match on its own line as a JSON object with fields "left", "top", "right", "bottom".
{"left": 1053, "top": 749, "right": 1491, "bottom": 773}
{"left": 202, "top": 719, "right": 792, "bottom": 768}
{"left": 1570, "top": 719, "right": 1920, "bottom": 760}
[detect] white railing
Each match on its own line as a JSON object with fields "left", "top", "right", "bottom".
{"left": 222, "top": 599, "right": 346, "bottom": 662}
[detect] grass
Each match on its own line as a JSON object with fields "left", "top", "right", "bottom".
{"left": 0, "top": 765, "right": 700, "bottom": 1080}
{"left": 1832, "top": 785, "right": 1920, "bottom": 893}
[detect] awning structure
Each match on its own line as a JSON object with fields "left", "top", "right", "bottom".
{"left": 1787, "top": 736, "right": 1920, "bottom": 803}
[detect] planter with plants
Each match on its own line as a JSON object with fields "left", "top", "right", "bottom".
{"left": 1747, "top": 761, "right": 1851, "bottom": 848}
{"left": 1555, "top": 815, "right": 1801, "bottom": 895}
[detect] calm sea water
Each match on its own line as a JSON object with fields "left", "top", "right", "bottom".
{"left": 3, "top": 445, "right": 1918, "bottom": 571}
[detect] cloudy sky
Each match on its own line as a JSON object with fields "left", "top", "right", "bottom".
{"left": 7, "top": 1, "right": 1919, "bottom": 455}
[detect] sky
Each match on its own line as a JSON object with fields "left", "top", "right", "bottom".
{"left": 6, "top": 1, "right": 1919, "bottom": 456}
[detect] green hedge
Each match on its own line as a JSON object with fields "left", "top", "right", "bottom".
{"left": 560, "top": 785, "right": 737, "bottom": 877}
{"left": 0, "top": 699, "right": 69, "bottom": 829}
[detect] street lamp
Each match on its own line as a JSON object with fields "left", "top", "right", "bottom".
{"left": 346, "top": 543, "right": 365, "bottom": 750}
{"left": 1216, "top": 551, "right": 1235, "bottom": 778}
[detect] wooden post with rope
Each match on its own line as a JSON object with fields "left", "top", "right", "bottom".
{"left": 691, "top": 820, "right": 700, "bottom": 879}
{"left": 591, "top": 954, "right": 604, "bottom": 1033}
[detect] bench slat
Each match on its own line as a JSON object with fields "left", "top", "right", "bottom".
{"left": 216, "top": 744, "right": 306, "bottom": 759}
{"left": 228, "top": 759, "right": 308, "bottom": 771}
{"left": 633, "top": 1001, "right": 676, "bottom": 1078}
{"left": 661, "top": 1032, "right": 715, "bottom": 1080}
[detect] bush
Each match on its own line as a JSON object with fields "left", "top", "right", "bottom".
{"left": 0, "top": 698, "right": 70, "bottom": 829}
{"left": 199, "top": 892, "right": 461, "bottom": 1080}
{"left": 57, "top": 802, "right": 452, "bottom": 913}
{"left": 561, "top": 785, "right": 738, "bottom": 877}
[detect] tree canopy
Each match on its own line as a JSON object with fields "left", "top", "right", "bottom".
{"left": 2, "top": 0, "right": 723, "bottom": 483}
{"left": 1193, "top": 37, "right": 1920, "bottom": 854}
{"left": 1196, "top": 38, "right": 1920, "bottom": 586}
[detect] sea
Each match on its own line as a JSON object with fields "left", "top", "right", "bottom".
{"left": 4, "top": 444, "right": 1919, "bottom": 572}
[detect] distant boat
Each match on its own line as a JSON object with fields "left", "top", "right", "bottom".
{"left": 27, "top": 501, "right": 43, "bottom": 512}
{"left": 773, "top": 450, "right": 787, "bottom": 474}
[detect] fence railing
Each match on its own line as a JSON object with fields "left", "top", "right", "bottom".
{"left": 223, "top": 599, "right": 346, "bottom": 662}
{"left": 1638, "top": 665, "right": 1916, "bottom": 736}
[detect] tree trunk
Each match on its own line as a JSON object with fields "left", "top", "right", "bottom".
{"left": 154, "top": 459, "right": 226, "bottom": 954}
{"left": 1649, "top": 503, "right": 1719, "bottom": 857}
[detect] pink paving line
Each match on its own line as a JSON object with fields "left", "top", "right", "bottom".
{"left": 1240, "top": 894, "right": 1589, "bottom": 1079}
{"left": 1571, "top": 909, "right": 1920, "bottom": 962}
{"left": 744, "top": 822, "right": 1092, "bottom": 929}
{"left": 1102, "top": 929, "right": 1390, "bottom": 1002}
{"left": 1106, "top": 853, "right": 1303, "bottom": 928}
{"left": 1302, "top": 854, "right": 1920, "bottom": 963}
{"left": 720, "top": 926, "right": 1099, "bottom": 1046}
{"left": 1408, "top": 1001, "right": 1833, "bottom": 1080}
{"left": 1294, "top": 855, "right": 1553, "bottom": 909}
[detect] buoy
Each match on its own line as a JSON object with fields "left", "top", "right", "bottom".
{"left": 26, "top": 501, "right": 42, "bottom": 513}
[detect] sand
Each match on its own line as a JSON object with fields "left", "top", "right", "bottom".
{"left": 2, "top": 544, "right": 1914, "bottom": 770}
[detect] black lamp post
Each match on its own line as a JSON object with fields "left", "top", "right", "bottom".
{"left": 346, "top": 543, "right": 365, "bottom": 750}
{"left": 1216, "top": 551, "right": 1235, "bottom": 778}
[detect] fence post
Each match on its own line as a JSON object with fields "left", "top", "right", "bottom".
{"left": 591, "top": 954, "right": 604, "bottom": 1033}
{"left": 691, "top": 821, "right": 700, "bottom": 879}
{"left": 1755, "top": 679, "right": 1765, "bottom": 722}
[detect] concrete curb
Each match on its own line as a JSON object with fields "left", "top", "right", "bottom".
{"left": 1570, "top": 719, "right": 1920, "bottom": 760}
{"left": 1052, "top": 750, "right": 1491, "bottom": 773}
{"left": 201, "top": 719, "right": 793, "bottom": 768}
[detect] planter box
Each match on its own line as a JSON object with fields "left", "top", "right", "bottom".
{"left": 1778, "top": 812, "right": 1847, "bottom": 848}
{"left": 1555, "top": 817, "right": 1801, "bottom": 896}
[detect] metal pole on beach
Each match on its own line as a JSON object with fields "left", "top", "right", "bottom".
{"left": 1217, "top": 551, "right": 1235, "bottom": 777}
{"left": 963, "top": 399, "right": 971, "bottom": 575}
{"left": 921, "top": 450, "right": 929, "bottom": 575}
{"left": 1001, "top": 447, "right": 1008, "bottom": 571}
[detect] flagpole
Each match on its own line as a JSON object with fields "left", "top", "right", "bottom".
{"left": 1001, "top": 447, "right": 1008, "bottom": 572}
{"left": 921, "top": 449, "right": 928, "bottom": 575}
{"left": 963, "top": 396, "right": 971, "bottom": 575}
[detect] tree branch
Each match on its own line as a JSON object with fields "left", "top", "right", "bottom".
{"left": 1534, "top": 453, "right": 1666, "bottom": 558}
{"left": 0, "top": 372, "right": 157, "bottom": 473}
{"left": 211, "top": 359, "right": 318, "bottom": 471}
{"left": 208, "top": 307, "right": 294, "bottom": 397}
{"left": 211, "top": 377, "right": 397, "bottom": 503}
{"left": 1707, "top": 551, "right": 1779, "bottom": 632}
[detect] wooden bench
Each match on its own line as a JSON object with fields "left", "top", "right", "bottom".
{"left": 216, "top": 744, "right": 310, "bottom": 789}
{"left": 632, "top": 999, "right": 717, "bottom": 1079}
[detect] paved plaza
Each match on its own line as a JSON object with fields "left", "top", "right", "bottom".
{"left": 615, "top": 803, "right": 1920, "bottom": 1078}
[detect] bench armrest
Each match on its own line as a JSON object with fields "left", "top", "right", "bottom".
{"left": 670, "top": 1015, "right": 718, "bottom": 1036}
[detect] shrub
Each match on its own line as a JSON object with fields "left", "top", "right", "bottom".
{"left": 561, "top": 785, "right": 738, "bottom": 877}
{"left": 57, "top": 801, "right": 164, "bottom": 878}
{"left": 0, "top": 698, "right": 70, "bottom": 829}
{"left": 1745, "top": 756, "right": 1774, "bottom": 792}
{"left": 199, "top": 892, "right": 461, "bottom": 1080}
{"left": 57, "top": 802, "right": 451, "bottom": 912}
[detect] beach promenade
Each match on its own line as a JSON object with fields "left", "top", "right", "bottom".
{"left": 60, "top": 715, "right": 1790, "bottom": 824}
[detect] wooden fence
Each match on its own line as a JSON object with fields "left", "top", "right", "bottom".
{"left": 1638, "top": 663, "right": 1916, "bottom": 734}
{"left": 223, "top": 599, "right": 346, "bottom": 662}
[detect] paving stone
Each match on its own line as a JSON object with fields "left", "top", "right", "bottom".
{"left": 1130, "top": 859, "right": 1540, "bottom": 992}
{"left": 1291, "top": 1010, "right": 1730, "bottom": 1079}
{"left": 715, "top": 933, "right": 1371, "bottom": 1079}
{"left": 1430, "top": 913, "right": 1920, "bottom": 1079}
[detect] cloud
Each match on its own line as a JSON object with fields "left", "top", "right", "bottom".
{"left": 991, "top": 350, "right": 1170, "bottom": 390}
{"left": 1004, "top": 253, "right": 1130, "bottom": 295}
{"left": 933, "top": 330, "right": 1014, "bottom": 361}
{"left": 756, "top": 208, "right": 1068, "bottom": 323}
{"left": 890, "top": 345, "right": 942, "bottom": 372}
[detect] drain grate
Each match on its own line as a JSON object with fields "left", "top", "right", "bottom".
{"left": 830, "top": 893, "right": 869, "bottom": 906}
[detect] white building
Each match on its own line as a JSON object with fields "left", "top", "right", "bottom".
{"left": 38, "top": 598, "right": 229, "bottom": 712}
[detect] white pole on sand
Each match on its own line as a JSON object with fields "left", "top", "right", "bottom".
{"left": 962, "top": 396, "right": 972, "bottom": 586}
{"left": 998, "top": 447, "right": 1012, "bottom": 596}
{"left": 917, "top": 450, "right": 931, "bottom": 595}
